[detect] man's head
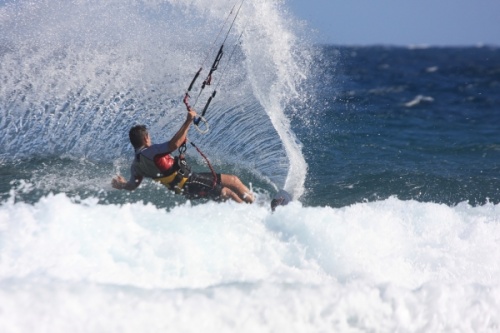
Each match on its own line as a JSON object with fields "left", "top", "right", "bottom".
{"left": 129, "top": 125, "right": 150, "bottom": 149}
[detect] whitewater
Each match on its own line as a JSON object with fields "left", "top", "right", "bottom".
{"left": 2, "top": 192, "right": 500, "bottom": 332}
{"left": 1, "top": 0, "right": 500, "bottom": 332}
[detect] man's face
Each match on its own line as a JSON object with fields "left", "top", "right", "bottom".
{"left": 144, "top": 133, "right": 152, "bottom": 147}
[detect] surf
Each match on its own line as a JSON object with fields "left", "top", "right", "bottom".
{"left": 1, "top": 192, "right": 499, "bottom": 331}
{"left": 2, "top": 193, "right": 500, "bottom": 289}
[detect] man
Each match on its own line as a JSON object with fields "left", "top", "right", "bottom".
{"left": 111, "top": 109, "right": 254, "bottom": 203}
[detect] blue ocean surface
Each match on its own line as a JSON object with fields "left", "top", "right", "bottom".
{"left": 301, "top": 46, "right": 500, "bottom": 207}
{"left": 1, "top": 1, "right": 500, "bottom": 332}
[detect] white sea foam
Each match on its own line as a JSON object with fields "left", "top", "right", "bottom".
{"left": 404, "top": 95, "right": 435, "bottom": 107}
{"left": 1, "top": 194, "right": 499, "bottom": 332}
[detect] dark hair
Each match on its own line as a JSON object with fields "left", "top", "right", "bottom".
{"left": 129, "top": 125, "right": 148, "bottom": 149}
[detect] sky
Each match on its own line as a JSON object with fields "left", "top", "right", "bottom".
{"left": 286, "top": 0, "right": 500, "bottom": 46}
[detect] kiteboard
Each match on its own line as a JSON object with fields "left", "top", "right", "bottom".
{"left": 270, "top": 189, "right": 292, "bottom": 211}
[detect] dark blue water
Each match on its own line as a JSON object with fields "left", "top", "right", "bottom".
{"left": 298, "top": 46, "right": 500, "bottom": 207}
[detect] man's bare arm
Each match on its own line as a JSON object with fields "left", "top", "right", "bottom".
{"left": 167, "top": 109, "right": 197, "bottom": 152}
{"left": 112, "top": 175, "right": 140, "bottom": 191}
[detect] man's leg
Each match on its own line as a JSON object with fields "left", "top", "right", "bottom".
{"left": 220, "top": 174, "right": 254, "bottom": 203}
{"left": 220, "top": 187, "right": 243, "bottom": 203}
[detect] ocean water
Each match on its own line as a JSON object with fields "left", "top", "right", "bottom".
{"left": 1, "top": 1, "right": 500, "bottom": 332}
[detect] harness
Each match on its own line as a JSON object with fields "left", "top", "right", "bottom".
{"left": 158, "top": 141, "right": 191, "bottom": 193}
{"left": 135, "top": 144, "right": 191, "bottom": 194}
{"left": 154, "top": 155, "right": 191, "bottom": 194}
{"left": 155, "top": 141, "right": 217, "bottom": 193}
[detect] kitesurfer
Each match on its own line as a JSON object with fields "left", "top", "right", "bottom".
{"left": 111, "top": 108, "right": 254, "bottom": 203}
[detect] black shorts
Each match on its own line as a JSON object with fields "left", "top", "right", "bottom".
{"left": 183, "top": 172, "right": 223, "bottom": 200}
